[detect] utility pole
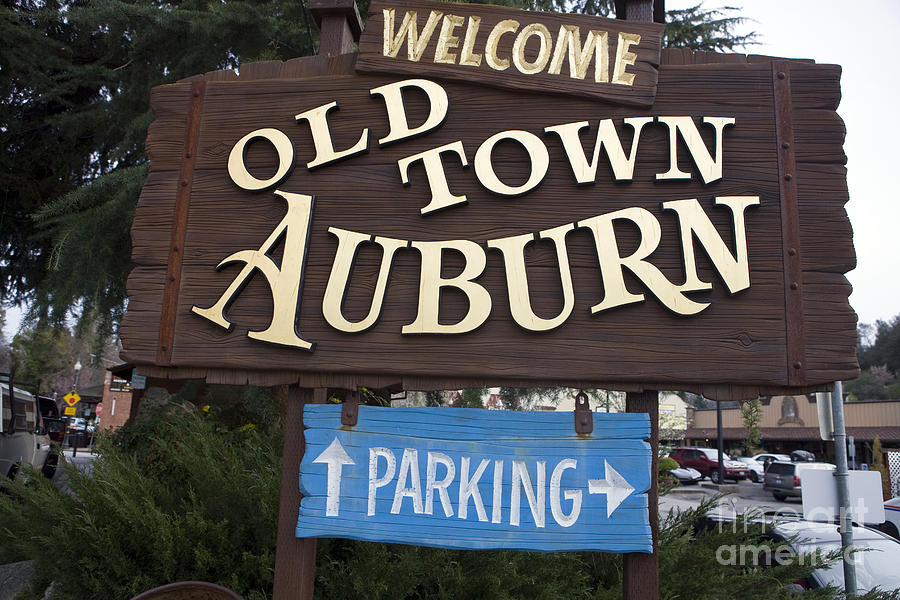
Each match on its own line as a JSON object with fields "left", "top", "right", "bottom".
{"left": 831, "top": 381, "right": 857, "bottom": 596}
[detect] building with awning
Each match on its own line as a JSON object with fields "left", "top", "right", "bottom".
{"left": 685, "top": 395, "right": 900, "bottom": 464}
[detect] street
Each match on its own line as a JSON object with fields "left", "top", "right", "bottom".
{"left": 51, "top": 447, "right": 97, "bottom": 495}
{"left": 662, "top": 479, "right": 802, "bottom": 521}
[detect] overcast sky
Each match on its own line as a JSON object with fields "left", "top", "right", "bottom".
{"left": 671, "top": 0, "right": 900, "bottom": 327}
{"left": 3, "top": 0, "right": 898, "bottom": 341}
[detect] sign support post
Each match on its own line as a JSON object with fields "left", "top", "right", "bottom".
{"left": 624, "top": 390, "right": 659, "bottom": 600}
{"left": 831, "top": 381, "right": 858, "bottom": 596}
{"left": 274, "top": 386, "right": 324, "bottom": 600}
{"left": 272, "top": 6, "right": 361, "bottom": 597}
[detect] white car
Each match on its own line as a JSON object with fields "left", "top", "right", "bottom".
{"left": 1, "top": 384, "right": 53, "bottom": 479}
{"left": 773, "top": 520, "right": 900, "bottom": 593}
{"left": 734, "top": 456, "right": 765, "bottom": 482}
{"left": 882, "top": 497, "right": 900, "bottom": 539}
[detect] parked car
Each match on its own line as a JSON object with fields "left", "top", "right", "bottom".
{"left": 697, "top": 514, "right": 900, "bottom": 593}
{"left": 1, "top": 384, "right": 54, "bottom": 479}
{"left": 763, "top": 461, "right": 835, "bottom": 501}
{"left": 880, "top": 497, "right": 900, "bottom": 539}
{"left": 733, "top": 456, "right": 765, "bottom": 482}
{"left": 669, "top": 447, "right": 750, "bottom": 483}
{"left": 669, "top": 466, "right": 702, "bottom": 485}
{"left": 751, "top": 452, "right": 792, "bottom": 473}
{"left": 790, "top": 449, "right": 816, "bottom": 462}
{"left": 771, "top": 520, "right": 900, "bottom": 593}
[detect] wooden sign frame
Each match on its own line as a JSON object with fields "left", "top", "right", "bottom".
{"left": 119, "top": 2, "right": 858, "bottom": 599}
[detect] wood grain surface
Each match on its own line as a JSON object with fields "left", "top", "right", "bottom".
{"left": 120, "top": 49, "right": 858, "bottom": 401}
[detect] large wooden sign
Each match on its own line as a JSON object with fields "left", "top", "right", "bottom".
{"left": 298, "top": 405, "right": 652, "bottom": 552}
{"left": 121, "top": 14, "right": 857, "bottom": 400}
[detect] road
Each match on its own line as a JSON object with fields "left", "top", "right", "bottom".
{"left": 661, "top": 479, "right": 804, "bottom": 521}
{"left": 51, "top": 447, "right": 97, "bottom": 495}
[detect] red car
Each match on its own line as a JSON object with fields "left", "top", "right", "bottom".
{"left": 669, "top": 446, "right": 750, "bottom": 483}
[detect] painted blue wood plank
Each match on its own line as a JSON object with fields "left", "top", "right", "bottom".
{"left": 297, "top": 405, "right": 652, "bottom": 553}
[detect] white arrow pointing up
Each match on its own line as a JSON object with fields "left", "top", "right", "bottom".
{"left": 313, "top": 437, "right": 355, "bottom": 516}
{"left": 588, "top": 460, "right": 635, "bottom": 518}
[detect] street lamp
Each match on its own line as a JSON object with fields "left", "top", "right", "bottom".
{"left": 73, "top": 360, "right": 82, "bottom": 390}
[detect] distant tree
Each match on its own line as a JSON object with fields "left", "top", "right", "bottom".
{"left": 0, "top": 309, "right": 10, "bottom": 372}
{"left": 10, "top": 324, "right": 73, "bottom": 394}
{"left": 739, "top": 398, "right": 762, "bottom": 456}
{"left": 859, "top": 315, "right": 900, "bottom": 374}
{"left": 457, "top": 387, "right": 488, "bottom": 408}
{"left": 663, "top": 4, "right": 756, "bottom": 51}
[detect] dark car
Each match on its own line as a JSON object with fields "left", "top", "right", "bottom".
{"left": 763, "top": 461, "right": 835, "bottom": 501}
{"left": 790, "top": 449, "right": 815, "bottom": 462}
{"left": 669, "top": 446, "right": 750, "bottom": 483}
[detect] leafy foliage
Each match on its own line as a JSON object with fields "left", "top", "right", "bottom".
{"left": 0, "top": 405, "right": 281, "bottom": 600}
{"left": 663, "top": 4, "right": 757, "bottom": 51}
{"left": 739, "top": 397, "right": 762, "bottom": 455}
{"left": 1, "top": 0, "right": 319, "bottom": 329}
{"left": 847, "top": 315, "right": 900, "bottom": 399}
{"left": 5, "top": 391, "right": 900, "bottom": 600}
{"left": 9, "top": 323, "right": 73, "bottom": 393}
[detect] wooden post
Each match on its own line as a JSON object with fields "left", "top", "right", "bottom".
{"left": 273, "top": 386, "right": 326, "bottom": 600}
{"left": 271, "top": 4, "right": 361, "bottom": 594}
{"left": 617, "top": 2, "right": 664, "bottom": 595}
{"left": 309, "top": 0, "right": 362, "bottom": 56}
{"left": 623, "top": 390, "right": 659, "bottom": 600}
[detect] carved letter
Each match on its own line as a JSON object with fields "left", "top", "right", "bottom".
{"left": 192, "top": 191, "right": 316, "bottom": 350}
{"left": 546, "top": 117, "right": 653, "bottom": 184}
{"left": 323, "top": 228, "right": 408, "bottom": 333}
{"left": 512, "top": 23, "right": 552, "bottom": 74}
{"left": 612, "top": 32, "right": 641, "bottom": 86}
{"left": 382, "top": 9, "right": 443, "bottom": 61}
{"left": 370, "top": 79, "right": 449, "bottom": 146}
{"left": 434, "top": 14, "right": 465, "bottom": 64}
{"left": 663, "top": 196, "right": 759, "bottom": 293}
{"left": 548, "top": 26, "right": 609, "bottom": 82}
{"left": 488, "top": 223, "right": 576, "bottom": 331}
{"left": 485, "top": 19, "right": 519, "bottom": 71}
{"left": 475, "top": 130, "right": 549, "bottom": 196}
{"left": 656, "top": 116, "right": 735, "bottom": 184}
{"left": 459, "top": 16, "right": 483, "bottom": 66}
{"left": 403, "top": 239, "right": 491, "bottom": 334}
{"left": 398, "top": 141, "right": 468, "bottom": 214}
{"left": 295, "top": 101, "right": 368, "bottom": 169}
{"left": 227, "top": 128, "right": 294, "bottom": 191}
{"left": 578, "top": 207, "right": 708, "bottom": 315}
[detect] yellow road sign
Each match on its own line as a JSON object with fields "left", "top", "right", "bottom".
{"left": 64, "top": 406, "right": 76, "bottom": 416}
{"left": 63, "top": 391, "right": 81, "bottom": 406}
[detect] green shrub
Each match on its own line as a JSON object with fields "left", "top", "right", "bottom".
{"left": 0, "top": 406, "right": 280, "bottom": 600}
{"left": 658, "top": 457, "right": 679, "bottom": 472}
{"left": 4, "top": 396, "right": 900, "bottom": 600}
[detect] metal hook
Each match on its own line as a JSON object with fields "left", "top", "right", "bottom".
{"left": 574, "top": 391, "right": 592, "bottom": 435}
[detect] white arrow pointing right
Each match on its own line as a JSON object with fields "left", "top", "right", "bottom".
{"left": 588, "top": 460, "right": 635, "bottom": 518}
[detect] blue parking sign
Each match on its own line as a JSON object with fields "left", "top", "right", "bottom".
{"left": 298, "top": 405, "right": 652, "bottom": 553}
